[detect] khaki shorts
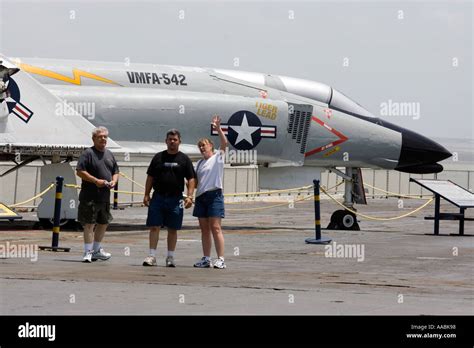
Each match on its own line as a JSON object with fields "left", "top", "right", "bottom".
{"left": 78, "top": 201, "right": 113, "bottom": 225}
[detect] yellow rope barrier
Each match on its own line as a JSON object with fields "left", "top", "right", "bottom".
{"left": 364, "top": 182, "right": 433, "bottom": 199}
{"left": 323, "top": 179, "right": 430, "bottom": 199}
{"left": 226, "top": 194, "right": 313, "bottom": 211}
{"left": 10, "top": 179, "right": 431, "bottom": 219}
{"left": 65, "top": 182, "right": 314, "bottom": 210}
{"left": 223, "top": 184, "right": 313, "bottom": 197}
{"left": 224, "top": 180, "right": 344, "bottom": 199}
{"left": 63, "top": 177, "right": 429, "bottom": 218}
{"left": 119, "top": 172, "right": 145, "bottom": 189}
{"left": 112, "top": 189, "right": 143, "bottom": 195}
{"left": 65, "top": 178, "right": 340, "bottom": 201}
{"left": 321, "top": 180, "right": 344, "bottom": 192}
{"left": 64, "top": 184, "right": 144, "bottom": 195}
{"left": 320, "top": 186, "right": 433, "bottom": 221}
{"left": 10, "top": 183, "right": 56, "bottom": 208}
{"left": 225, "top": 181, "right": 343, "bottom": 205}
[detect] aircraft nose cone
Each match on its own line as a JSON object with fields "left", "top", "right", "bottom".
{"left": 395, "top": 128, "right": 452, "bottom": 173}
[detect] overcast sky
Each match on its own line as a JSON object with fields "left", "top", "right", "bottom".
{"left": 0, "top": 0, "right": 472, "bottom": 140}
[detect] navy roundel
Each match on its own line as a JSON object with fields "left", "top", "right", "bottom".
{"left": 6, "top": 78, "right": 20, "bottom": 114}
{"left": 226, "top": 110, "right": 262, "bottom": 150}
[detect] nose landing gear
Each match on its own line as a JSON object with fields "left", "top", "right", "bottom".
{"left": 325, "top": 167, "right": 365, "bottom": 231}
{"left": 327, "top": 209, "right": 360, "bottom": 230}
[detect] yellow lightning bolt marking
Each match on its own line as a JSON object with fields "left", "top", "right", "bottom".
{"left": 18, "top": 63, "right": 120, "bottom": 86}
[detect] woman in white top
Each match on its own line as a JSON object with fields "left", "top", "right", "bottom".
{"left": 192, "top": 115, "right": 228, "bottom": 269}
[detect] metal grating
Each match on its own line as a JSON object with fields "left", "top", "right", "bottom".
{"left": 288, "top": 112, "right": 295, "bottom": 135}
{"left": 287, "top": 103, "right": 312, "bottom": 154}
{"left": 292, "top": 110, "right": 301, "bottom": 140}
{"left": 300, "top": 112, "right": 311, "bottom": 154}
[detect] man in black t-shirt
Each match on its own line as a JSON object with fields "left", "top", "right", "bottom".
{"left": 143, "top": 129, "right": 196, "bottom": 267}
{"left": 76, "top": 126, "right": 119, "bottom": 263}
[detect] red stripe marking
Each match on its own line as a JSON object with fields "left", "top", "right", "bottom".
{"left": 14, "top": 106, "right": 30, "bottom": 118}
{"left": 15, "top": 105, "right": 29, "bottom": 117}
{"left": 304, "top": 115, "right": 348, "bottom": 157}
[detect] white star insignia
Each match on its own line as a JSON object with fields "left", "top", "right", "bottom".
{"left": 230, "top": 113, "right": 260, "bottom": 146}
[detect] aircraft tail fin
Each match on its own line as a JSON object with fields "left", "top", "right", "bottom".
{"left": 0, "top": 55, "right": 118, "bottom": 160}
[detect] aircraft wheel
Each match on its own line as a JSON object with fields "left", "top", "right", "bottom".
{"left": 327, "top": 209, "right": 360, "bottom": 230}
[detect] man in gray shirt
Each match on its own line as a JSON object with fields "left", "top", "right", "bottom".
{"left": 76, "top": 126, "right": 119, "bottom": 263}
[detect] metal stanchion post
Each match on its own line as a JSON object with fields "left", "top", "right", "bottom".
{"left": 39, "top": 176, "right": 71, "bottom": 252}
{"left": 305, "top": 179, "right": 332, "bottom": 244}
{"left": 113, "top": 182, "right": 118, "bottom": 210}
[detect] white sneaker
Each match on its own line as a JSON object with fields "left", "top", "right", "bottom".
{"left": 82, "top": 250, "right": 93, "bottom": 263}
{"left": 143, "top": 256, "right": 157, "bottom": 266}
{"left": 213, "top": 257, "right": 226, "bottom": 269}
{"left": 91, "top": 248, "right": 111, "bottom": 261}
{"left": 166, "top": 256, "right": 176, "bottom": 267}
{"left": 194, "top": 257, "right": 211, "bottom": 268}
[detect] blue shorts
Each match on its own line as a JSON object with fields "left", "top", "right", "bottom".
{"left": 146, "top": 194, "right": 184, "bottom": 230}
{"left": 193, "top": 189, "right": 225, "bottom": 218}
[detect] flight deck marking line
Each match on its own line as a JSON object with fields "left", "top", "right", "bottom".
{"left": 304, "top": 116, "right": 348, "bottom": 157}
{"left": 18, "top": 63, "right": 121, "bottom": 86}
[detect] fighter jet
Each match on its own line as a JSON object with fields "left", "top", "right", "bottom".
{"left": 0, "top": 54, "right": 451, "bottom": 229}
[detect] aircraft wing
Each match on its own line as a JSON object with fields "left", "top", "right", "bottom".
{"left": 0, "top": 54, "right": 119, "bottom": 160}
{"left": 113, "top": 141, "right": 202, "bottom": 162}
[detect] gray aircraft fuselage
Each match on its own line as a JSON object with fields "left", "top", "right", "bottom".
{"left": 14, "top": 57, "right": 451, "bottom": 173}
